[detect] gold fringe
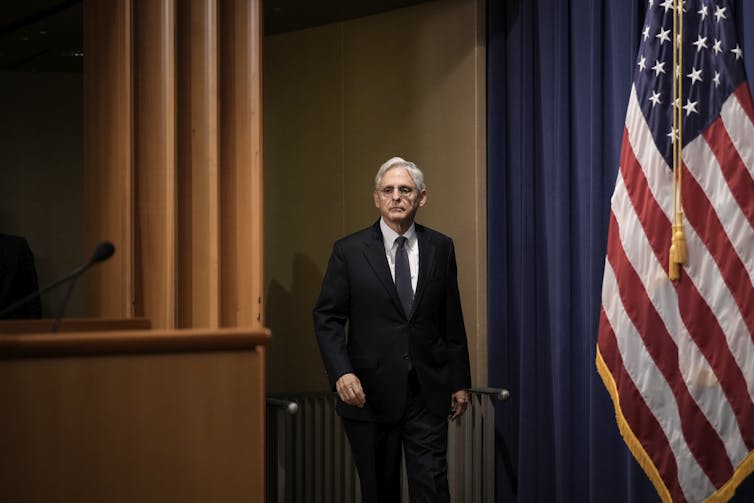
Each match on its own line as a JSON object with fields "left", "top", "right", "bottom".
{"left": 704, "top": 450, "right": 754, "bottom": 502}
{"left": 595, "top": 348, "right": 672, "bottom": 502}
{"left": 597, "top": 347, "right": 754, "bottom": 502}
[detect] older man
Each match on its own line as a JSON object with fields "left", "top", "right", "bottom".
{"left": 313, "top": 156, "right": 471, "bottom": 502}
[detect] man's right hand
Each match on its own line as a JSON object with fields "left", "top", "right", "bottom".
{"left": 336, "top": 373, "right": 366, "bottom": 408}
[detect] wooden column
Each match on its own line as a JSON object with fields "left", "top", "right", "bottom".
{"left": 83, "top": 0, "right": 263, "bottom": 330}
{"left": 133, "top": 0, "right": 177, "bottom": 328}
{"left": 220, "top": 0, "right": 264, "bottom": 328}
{"left": 83, "top": 0, "right": 134, "bottom": 318}
{"left": 177, "top": 0, "right": 221, "bottom": 328}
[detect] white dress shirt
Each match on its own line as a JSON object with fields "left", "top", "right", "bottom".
{"left": 380, "top": 218, "right": 419, "bottom": 293}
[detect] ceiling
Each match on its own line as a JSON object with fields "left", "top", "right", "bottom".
{"left": 0, "top": 0, "right": 431, "bottom": 73}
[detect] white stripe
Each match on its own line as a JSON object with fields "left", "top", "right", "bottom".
{"left": 601, "top": 257, "right": 715, "bottom": 501}
{"left": 611, "top": 171, "right": 749, "bottom": 467}
{"left": 681, "top": 220, "right": 754, "bottom": 405}
{"left": 627, "top": 82, "right": 754, "bottom": 408}
{"left": 624, "top": 85, "right": 673, "bottom": 221}
{"left": 683, "top": 123, "right": 754, "bottom": 289}
{"left": 720, "top": 90, "right": 754, "bottom": 182}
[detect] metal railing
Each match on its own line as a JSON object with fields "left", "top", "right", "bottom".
{"left": 266, "top": 387, "right": 509, "bottom": 503}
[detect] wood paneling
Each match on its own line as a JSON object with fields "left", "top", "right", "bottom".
{"left": 220, "top": 0, "right": 264, "bottom": 328}
{"left": 177, "top": 0, "right": 221, "bottom": 328}
{"left": 0, "top": 317, "right": 151, "bottom": 334}
{"left": 0, "top": 328, "right": 268, "bottom": 501}
{"left": 133, "top": 0, "right": 177, "bottom": 328}
{"left": 83, "top": 0, "right": 134, "bottom": 318}
{"left": 83, "top": 0, "right": 264, "bottom": 330}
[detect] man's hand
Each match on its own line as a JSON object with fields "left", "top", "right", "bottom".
{"left": 336, "top": 373, "right": 366, "bottom": 408}
{"left": 449, "top": 389, "right": 469, "bottom": 421}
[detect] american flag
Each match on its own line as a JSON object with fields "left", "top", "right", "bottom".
{"left": 596, "top": 1, "right": 754, "bottom": 501}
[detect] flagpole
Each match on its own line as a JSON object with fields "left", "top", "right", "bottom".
{"left": 669, "top": 0, "right": 687, "bottom": 281}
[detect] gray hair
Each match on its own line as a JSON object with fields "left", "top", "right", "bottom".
{"left": 374, "top": 156, "right": 426, "bottom": 191}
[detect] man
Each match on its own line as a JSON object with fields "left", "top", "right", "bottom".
{"left": 313, "top": 156, "right": 471, "bottom": 503}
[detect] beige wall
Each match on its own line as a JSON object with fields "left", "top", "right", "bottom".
{"left": 264, "top": 0, "right": 486, "bottom": 393}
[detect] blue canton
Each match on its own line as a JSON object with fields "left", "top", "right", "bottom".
{"left": 635, "top": 0, "right": 747, "bottom": 166}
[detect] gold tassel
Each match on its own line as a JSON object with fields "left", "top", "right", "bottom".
{"left": 668, "top": 214, "right": 686, "bottom": 281}
{"left": 672, "top": 219, "right": 687, "bottom": 265}
{"left": 668, "top": 1, "right": 686, "bottom": 282}
{"left": 669, "top": 242, "right": 679, "bottom": 280}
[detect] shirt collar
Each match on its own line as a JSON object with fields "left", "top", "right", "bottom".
{"left": 380, "top": 218, "right": 417, "bottom": 252}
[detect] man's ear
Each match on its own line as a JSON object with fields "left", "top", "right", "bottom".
{"left": 373, "top": 191, "right": 381, "bottom": 208}
{"left": 418, "top": 189, "right": 428, "bottom": 207}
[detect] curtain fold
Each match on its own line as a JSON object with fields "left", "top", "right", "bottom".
{"left": 487, "top": 1, "right": 754, "bottom": 501}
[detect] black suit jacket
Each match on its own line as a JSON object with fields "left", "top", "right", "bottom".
{"left": 0, "top": 234, "right": 42, "bottom": 319}
{"left": 313, "top": 220, "right": 471, "bottom": 422}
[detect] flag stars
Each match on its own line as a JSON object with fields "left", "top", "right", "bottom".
{"left": 692, "top": 35, "right": 707, "bottom": 51}
{"left": 731, "top": 44, "right": 743, "bottom": 60}
{"left": 683, "top": 99, "right": 699, "bottom": 116}
{"left": 667, "top": 127, "right": 678, "bottom": 144}
{"left": 655, "top": 28, "right": 670, "bottom": 45}
{"left": 698, "top": 4, "right": 708, "bottom": 20}
{"left": 638, "top": 56, "right": 647, "bottom": 71}
{"left": 649, "top": 90, "right": 662, "bottom": 107}
{"left": 653, "top": 59, "right": 666, "bottom": 76}
{"left": 643, "top": 25, "right": 651, "bottom": 41}
{"left": 687, "top": 67, "right": 703, "bottom": 86}
{"left": 713, "top": 71, "right": 721, "bottom": 87}
{"left": 714, "top": 5, "right": 727, "bottom": 22}
{"left": 656, "top": 27, "right": 671, "bottom": 44}
{"left": 712, "top": 39, "right": 723, "bottom": 55}
{"left": 661, "top": 0, "right": 674, "bottom": 13}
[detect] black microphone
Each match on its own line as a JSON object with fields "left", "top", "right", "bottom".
{"left": 0, "top": 241, "right": 116, "bottom": 326}
{"left": 51, "top": 241, "right": 116, "bottom": 332}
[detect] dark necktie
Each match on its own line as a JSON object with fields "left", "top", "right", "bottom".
{"left": 394, "top": 236, "right": 413, "bottom": 317}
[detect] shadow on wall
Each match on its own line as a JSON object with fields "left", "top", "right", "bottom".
{"left": 266, "top": 252, "right": 328, "bottom": 393}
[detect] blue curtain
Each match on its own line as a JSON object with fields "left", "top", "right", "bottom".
{"left": 486, "top": 1, "right": 754, "bottom": 501}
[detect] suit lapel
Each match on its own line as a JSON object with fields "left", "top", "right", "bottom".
{"left": 362, "top": 222, "right": 405, "bottom": 315}
{"left": 413, "top": 225, "right": 436, "bottom": 317}
{"left": 362, "top": 222, "right": 437, "bottom": 320}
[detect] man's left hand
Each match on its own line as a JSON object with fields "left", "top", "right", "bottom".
{"left": 449, "top": 389, "right": 469, "bottom": 421}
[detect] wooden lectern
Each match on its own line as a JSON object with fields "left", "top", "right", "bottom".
{"left": 0, "top": 319, "right": 270, "bottom": 502}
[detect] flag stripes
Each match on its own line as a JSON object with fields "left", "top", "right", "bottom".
{"left": 702, "top": 121, "right": 754, "bottom": 229}
{"left": 597, "top": 5, "right": 754, "bottom": 495}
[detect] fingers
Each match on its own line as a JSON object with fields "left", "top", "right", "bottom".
{"left": 336, "top": 373, "right": 366, "bottom": 408}
{"left": 449, "top": 390, "right": 469, "bottom": 421}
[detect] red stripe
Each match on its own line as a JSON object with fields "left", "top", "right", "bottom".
{"left": 597, "top": 308, "right": 685, "bottom": 503}
{"left": 734, "top": 82, "right": 754, "bottom": 126}
{"left": 679, "top": 171, "right": 754, "bottom": 451}
{"left": 674, "top": 277, "right": 754, "bottom": 452}
{"left": 681, "top": 165, "right": 754, "bottom": 347}
{"left": 618, "top": 127, "right": 670, "bottom": 266}
{"left": 701, "top": 120, "right": 754, "bottom": 229}
{"left": 606, "top": 212, "right": 734, "bottom": 486}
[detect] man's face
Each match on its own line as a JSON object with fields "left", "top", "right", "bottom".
{"left": 373, "top": 167, "right": 427, "bottom": 230}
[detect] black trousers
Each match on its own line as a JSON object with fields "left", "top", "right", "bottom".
{"left": 342, "top": 371, "right": 450, "bottom": 503}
